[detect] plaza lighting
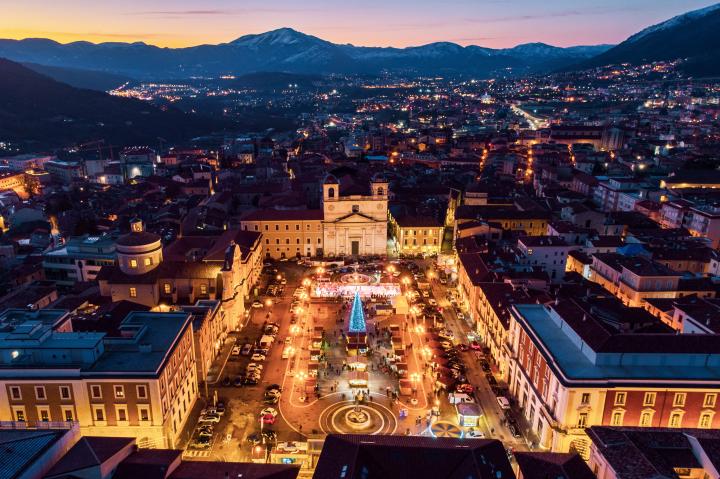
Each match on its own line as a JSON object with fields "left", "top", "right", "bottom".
{"left": 302, "top": 278, "right": 311, "bottom": 287}
{"left": 276, "top": 274, "right": 282, "bottom": 281}
{"left": 265, "top": 299, "right": 273, "bottom": 307}
{"left": 415, "top": 325, "right": 425, "bottom": 334}
{"left": 290, "top": 325, "right": 300, "bottom": 335}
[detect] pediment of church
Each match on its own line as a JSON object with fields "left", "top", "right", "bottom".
{"left": 328, "top": 212, "right": 381, "bottom": 223}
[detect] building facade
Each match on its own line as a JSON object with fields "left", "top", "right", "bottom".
{"left": 0, "top": 309, "right": 197, "bottom": 449}
{"left": 321, "top": 174, "right": 388, "bottom": 257}
{"left": 507, "top": 300, "right": 720, "bottom": 458}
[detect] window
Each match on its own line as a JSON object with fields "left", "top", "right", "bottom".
{"left": 38, "top": 407, "right": 50, "bottom": 422}
{"left": 90, "top": 385, "right": 102, "bottom": 399}
{"left": 137, "top": 385, "right": 147, "bottom": 399}
{"left": 639, "top": 410, "right": 653, "bottom": 427}
{"left": 264, "top": 225, "right": 269, "bottom": 231}
{"left": 295, "top": 224, "right": 300, "bottom": 231}
{"left": 35, "top": 386, "right": 46, "bottom": 400}
{"left": 59, "top": 386, "right": 71, "bottom": 400}
{"left": 13, "top": 407, "right": 25, "bottom": 422}
{"left": 117, "top": 407, "right": 127, "bottom": 422}
{"left": 285, "top": 225, "right": 289, "bottom": 231}
{"left": 614, "top": 392, "right": 626, "bottom": 406}
{"left": 254, "top": 225, "right": 258, "bottom": 231}
{"left": 164, "top": 283, "right": 172, "bottom": 294}
{"left": 704, "top": 394, "right": 717, "bottom": 408}
{"left": 114, "top": 385, "right": 125, "bottom": 399}
{"left": 581, "top": 393, "right": 590, "bottom": 405}
{"left": 527, "top": 249, "right": 533, "bottom": 255}
{"left": 9, "top": 386, "right": 21, "bottom": 400}
{"left": 275, "top": 225, "right": 279, "bottom": 231}
{"left": 94, "top": 407, "right": 105, "bottom": 421}
{"left": 129, "top": 259, "right": 138, "bottom": 268}
{"left": 144, "top": 257, "right": 153, "bottom": 266}
{"left": 63, "top": 407, "right": 74, "bottom": 422}
{"left": 643, "top": 392, "right": 656, "bottom": 407}
{"left": 139, "top": 406, "right": 150, "bottom": 422}
{"left": 200, "top": 284, "right": 207, "bottom": 295}
{"left": 129, "top": 287, "right": 137, "bottom": 298}
{"left": 577, "top": 413, "right": 588, "bottom": 428}
{"left": 673, "top": 393, "right": 686, "bottom": 407}
{"left": 611, "top": 410, "right": 624, "bottom": 426}
{"left": 669, "top": 411, "right": 683, "bottom": 428}
{"left": 328, "top": 187, "right": 335, "bottom": 198}
{"left": 352, "top": 205, "right": 360, "bottom": 213}
{"left": 699, "top": 412, "right": 713, "bottom": 429}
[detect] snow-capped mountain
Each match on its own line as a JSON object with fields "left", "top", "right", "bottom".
{"left": 575, "top": 3, "right": 720, "bottom": 75}
{"left": 626, "top": 3, "right": 720, "bottom": 43}
{"left": 0, "top": 27, "right": 609, "bottom": 79}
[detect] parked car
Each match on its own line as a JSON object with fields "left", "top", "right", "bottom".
{"left": 251, "top": 353, "right": 266, "bottom": 362}
{"left": 233, "top": 376, "right": 243, "bottom": 387}
{"left": 260, "top": 407, "right": 278, "bottom": 418}
{"left": 470, "top": 341, "right": 482, "bottom": 351}
{"left": 455, "top": 383, "right": 475, "bottom": 394}
{"left": 191, "top": 437, "right": 212, "bottom": 449}
{"left": 497, "top": 396, "right": 511, "bottom": 409}
{"left": 231, "top": 345, "right": 241, "bottom": 356}
{"left": 252, "top": 300, "right": 263, "bottom": 308}
{"left": 457, "top": 312, "right": 465, "bottom": 321}
{"left": 221, "top": 376, "right": 231, "bottom": 387}
{"left": 261, "top": 414, "right": 276, "bottom": 425}
{"left": 485, "top": 374, "right": 498, "bottom": 386}
{"left": 200, "top": 413, "right": 221, "bottom": 423}
{"left": 508, "top": 420, "right": 521, "bottom": 438}
{"left": 428, "top": 298, "right": 437, "bottom": 306}
{"left": 465, "top": 428, "right": 484, "bottom": 438}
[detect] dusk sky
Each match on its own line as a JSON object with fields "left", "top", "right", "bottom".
{"left": 2, "top": 0, "right": 717, "bottom": 49}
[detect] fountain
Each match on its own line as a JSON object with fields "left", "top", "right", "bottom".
{"left": 344, "top": 406, "right": 372, "bottom": 430}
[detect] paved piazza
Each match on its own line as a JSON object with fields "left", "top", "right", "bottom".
{"left": 185, "top": 259, "right": 532, "bottom": 462}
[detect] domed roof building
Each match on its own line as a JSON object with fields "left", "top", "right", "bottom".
{"left": 116, "top": 219, "right": 163, "bottom": 276}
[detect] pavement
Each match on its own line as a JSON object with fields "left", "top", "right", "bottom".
{"left": 183, "top": 258, "right": 537, "bottom": 462}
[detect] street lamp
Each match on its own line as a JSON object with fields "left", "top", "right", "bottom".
{"left": 265, "top": 299, "right": 273, "bottom": 308}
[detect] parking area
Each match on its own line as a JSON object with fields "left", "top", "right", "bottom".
{"left": 183, "top": 256, "right": 535, "bottom": 462}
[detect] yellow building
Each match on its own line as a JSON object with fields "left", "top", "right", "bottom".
{"left": 98, "top": 219, "right": 263, "bottom": 330}
{"left": 0, "top": 308, "right": 197, "bottom": 449}
{"left": 389, "top": 213, "right": 444, "bottom": 257}
{"left": 240, "top": 209, "right": 324, "bottom": 259}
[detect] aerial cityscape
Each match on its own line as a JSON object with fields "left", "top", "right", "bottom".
{"left": 1, "top": 1, "right": 720, "bottom": 478}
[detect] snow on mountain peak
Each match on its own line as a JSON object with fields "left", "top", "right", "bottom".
{"left": 627, "top": 3, "right": 720, "bottom": 43}
{"left": 231, "top": 28, "right": 315, "bottom": 47}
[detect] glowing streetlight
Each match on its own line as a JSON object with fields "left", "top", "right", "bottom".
{"left": 276, "top": 274, "right": 282, "bottom": 281}
{"left": 265, "top": 299, "right": 273, "bottom": 308}
{"left": 302, "top": 278, "right": 311, "bottom": 287}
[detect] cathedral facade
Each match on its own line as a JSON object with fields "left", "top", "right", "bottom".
{"left": 321, "top": 174, "right": 389, "bottom": 257}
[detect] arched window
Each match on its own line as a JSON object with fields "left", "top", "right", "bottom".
{"left": 328, "top": 187, "right": 335, "bottom": 198}
{"left": 377, "top": 187, "right": 384, "bottom": 196}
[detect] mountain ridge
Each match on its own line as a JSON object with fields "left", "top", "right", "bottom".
{"left": 0, "top": 28, "right": 612, "bottom": 79}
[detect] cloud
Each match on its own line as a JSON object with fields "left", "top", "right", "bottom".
{"left": 127, "top": 8, "right": 318, "bottom": 17}
{"left": 466, "top": 5, "right": 642, "bottom": 24}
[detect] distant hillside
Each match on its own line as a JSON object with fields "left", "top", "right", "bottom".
{"left": 22, "top": 62, "right": 132, "bottom": 91}
{"left": 228, "top": 71, "right": 324, "bottom": 90}
{"left": 576, "top": 3, "right": 720, "bottom": 76}
{"left": 0, "top": 29, "right": 611, "bottom": 79}
{"left": 0, "top": 58, "right": 227, "bottom": 149}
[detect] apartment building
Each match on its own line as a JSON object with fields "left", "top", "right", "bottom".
{"left": 389, "top": 214, "right": 444, "bottom": 257}
{"left": 0, "top": 308, "right": 197, "bottom": 448}
{"left": 241, "top": 209, "right": 324, "bottom": 259}
{"left": 43, "top": 234, "right": 117, "bottom": 288}
{"left": 507, "top": 298, "right": 720, "bottom": 457}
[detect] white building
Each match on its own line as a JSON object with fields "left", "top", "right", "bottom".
{"left": 321, "top": 174, "right": 389, "bottom": 257}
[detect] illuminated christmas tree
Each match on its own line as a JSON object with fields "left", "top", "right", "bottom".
{"left": 348, "top": 290, "right": 367, "bottom": 333}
